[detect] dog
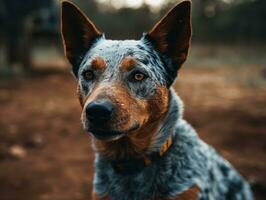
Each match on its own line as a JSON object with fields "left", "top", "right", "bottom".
{"left": 61, "top": 1, "right": 253, "bottom": 199}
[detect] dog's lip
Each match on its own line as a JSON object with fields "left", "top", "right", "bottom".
{"left": 88, "top": 130, "right": 126, "bottom": 141}
{"left": 87, "top": 123, "right": 140, "bottom": 141}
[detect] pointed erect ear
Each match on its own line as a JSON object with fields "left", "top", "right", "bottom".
{"left": 146, "top": 0, "right": 191, "bottom": 72}
{"left": 61, "top": 1, "right": 102, "bottom": 76}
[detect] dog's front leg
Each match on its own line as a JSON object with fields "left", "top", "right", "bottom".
{"left": 164, "top": 185, "right": 201, "bottom": 200}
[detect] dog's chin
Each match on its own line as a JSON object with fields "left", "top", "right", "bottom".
{"left": 87, "top": 129, "right": 125, "bottom": 141}
{"left": 86, "top": 123, "right": 140, "bottom": 141}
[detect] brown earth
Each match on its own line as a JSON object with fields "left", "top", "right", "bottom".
{"left": 0, "top": 66, "right": 265, "bottom": 200}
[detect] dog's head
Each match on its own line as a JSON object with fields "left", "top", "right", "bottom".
{"left": 61, "top": 1, "right": 191, "bottom": 142}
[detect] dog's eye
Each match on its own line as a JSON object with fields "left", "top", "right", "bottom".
{"left": 132, "top": 72, "right": 146, "bottom": 81}
{"left": 83, "top": 70, "right": 94, "bottom": 81}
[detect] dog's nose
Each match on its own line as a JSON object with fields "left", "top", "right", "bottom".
{"left": 86, "top": 100, "right": 114, "bottom": 123}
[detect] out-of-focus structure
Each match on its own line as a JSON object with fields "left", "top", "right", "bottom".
{"left": 0, "top": 0, "right": 266, "bottom": 73}
{"left": 0, "top": 0, "right": 59, "bottom": 71}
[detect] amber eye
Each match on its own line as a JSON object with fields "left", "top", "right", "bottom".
{"left": 83, "top": 70, "right": 94, "bottom": 81}
{"left": 133, "top": 72, "right": 146, "bottom": 81}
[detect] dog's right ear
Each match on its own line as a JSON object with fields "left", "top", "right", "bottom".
{"left": 61, "top": 1, "right": 102, "bottom": 76}
{"left": 144, "top": 0, "right": 191, "bottom": 84}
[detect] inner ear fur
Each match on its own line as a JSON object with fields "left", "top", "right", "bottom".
{"left": 61, "top": 1, "right": 102, "bottom": 76}
{"left": 146, "top": 0, "right": 192, "bottom": 71}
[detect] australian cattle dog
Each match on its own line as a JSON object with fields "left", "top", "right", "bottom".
{"left": 61, "top": 1, "right": 253, "bottom": 199}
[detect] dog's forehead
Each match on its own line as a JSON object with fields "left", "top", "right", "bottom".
{"left": 80, "top": 39, "right": 167, "bottom": 84}
{"left": 82, "top": 39, "right": 150, "bottom": 68}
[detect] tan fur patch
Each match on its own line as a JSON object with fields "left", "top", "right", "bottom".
{"left": 167, "top": 185, "right": 201, "bottom": 200}
{"left": 119, "top": 56, "right": 137, "bottom": 71}
{"left": 92, "top": 185, "right": 200, "bottom": 200}
{"left": 91, "top": 57, "right": 107, "bottom": 71}
{"left": 147, "top": 85, "right": 169, "bottom": 123}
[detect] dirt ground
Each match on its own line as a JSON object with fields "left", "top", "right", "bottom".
{"left": 0, "top": 65, "right": 266, "bottom": 200}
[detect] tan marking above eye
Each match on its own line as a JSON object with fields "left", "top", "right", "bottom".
{"left": 119, "top": 56, "right": 137, "bottom": 71}
{"left": 91, "top": 57, "right": 107, "bottom": 71}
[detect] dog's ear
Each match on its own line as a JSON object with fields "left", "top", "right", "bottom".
{"left": 145, "top": 0, "right": 191, "bottom": 74}
{"left": 61, "top": 1, "right": 102, "bottom": 76}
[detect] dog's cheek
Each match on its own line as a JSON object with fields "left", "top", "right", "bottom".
{"left": 130, "top": 78, "right": 157, "bottom": 99}
{"left": 131, "top": 99, "right": 150, "bottom": 125}
{"left": 147, "top": 85, "right": 169, "bottom": 123}
{"left": 111, "top": 103, "right": 131, "bottom": 130}
{"left": 127, "top": 82, "right": 159, "bottom": 125}
{"left": 111, "top": 90, "right": 148, "bottom": 131}
{"left": 123, "top": 85, "right": 164, "bottom": 128}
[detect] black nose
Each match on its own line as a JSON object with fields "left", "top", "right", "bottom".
{"left": 86, "top": 100, "right": 115, "bottom": 124}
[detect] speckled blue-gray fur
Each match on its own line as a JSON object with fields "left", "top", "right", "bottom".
{"left": 61, "top": 0, "right": 254, "bottom": 199}
{"left": 94, "top": 91, "right": 253, "bottom": 199}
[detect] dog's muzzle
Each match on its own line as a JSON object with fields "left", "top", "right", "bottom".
{"left": 85, "top": 99, "right": 140, "bottom": 140}
{"left": 86, "top": 99, "right": 115, "bottom": 124}
{"left": 85, "top": 99, "right": 120, "bottom": 140}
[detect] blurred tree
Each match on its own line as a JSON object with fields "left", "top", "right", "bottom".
{"left": 70, "top": 0, "right": 98, "bottom": 17}
{"left": 97, "top": 5, "right": 153, "bottom": 39}
{"left": 1, "top": 0, "right": 57, "bottom": 71}
{"left": 69, "top": 0, "right": 154, "bottom": 39}
{"left": 80, "top": 0, "right": 266, "bottom": 43}
{"left": 1, "top": 0, "right": 265, "bottom": 75}
{"left": 192, "top": 0, "right": 266, "bottom": 42}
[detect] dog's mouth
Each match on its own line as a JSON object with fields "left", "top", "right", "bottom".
{"left": 87, "top": 123, "right": 140, "bottom": 141}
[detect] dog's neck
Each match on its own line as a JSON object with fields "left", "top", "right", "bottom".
{"left": 108, "top": 136, "right": 173, "bottom": 175}
{"left": 92, "top": 88, "right": 182, "bottom": 160}
{"left": 147, "top": 88, "right": 182, "bottom": 153}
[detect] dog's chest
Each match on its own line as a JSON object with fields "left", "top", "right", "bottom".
{"left": 95, "top": 171, "right": 200, "bottom": 200}
{"left": 94, "top": 156, "right": 201, "bottom": 200}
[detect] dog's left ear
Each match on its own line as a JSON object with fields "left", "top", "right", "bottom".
{"left": 145, "top": 0, "right": 191, "bottom": 74}
{"left": 61, "top": 1, "right": 103, "bottom": 76}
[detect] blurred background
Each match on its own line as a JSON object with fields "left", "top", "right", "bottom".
{"left": 0, "top": 0, "right": 265, "bottom": 199}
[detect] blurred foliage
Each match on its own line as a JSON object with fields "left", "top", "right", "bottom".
{"left": 70, "top": 0, "right": 266, "bottom": 42}
{"left": 192, "top": 0, "right": 266, "bottom": 42}
{"left": 0, "top": 0, "right": 265, "bottom": 42}
{"left": 0, "top": 0, "right": 264, "bottom": 72}
{"left": 69, "top": 0, "right": 156, "bottom": 39}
